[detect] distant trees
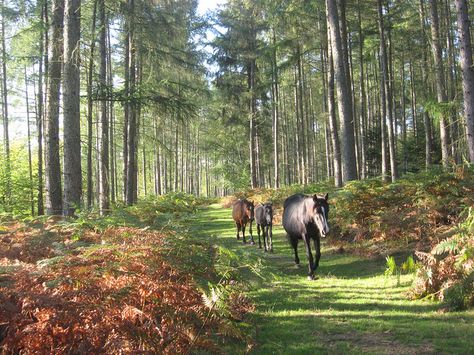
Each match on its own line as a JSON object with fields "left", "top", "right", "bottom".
{"left": 1, "top": 0, "right": 474, "bottom": 215}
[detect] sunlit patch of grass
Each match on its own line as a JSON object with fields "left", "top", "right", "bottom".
{"left": 190, "top": 204, "right": 474, "bottom": 354}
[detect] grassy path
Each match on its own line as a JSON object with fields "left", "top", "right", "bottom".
{"left": 189, "top": 204, "right": 474, "bottom": 354}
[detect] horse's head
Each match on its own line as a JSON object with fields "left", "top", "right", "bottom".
{"left": 245, "top": 200, "right": 255, "bottom": 220}
{"left": 312, "top": 193, "right": 330, "bottom": 237}
{"left": 263, "top": 203, "right": 273, "bottom": 224}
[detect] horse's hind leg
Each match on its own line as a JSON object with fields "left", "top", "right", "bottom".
{"left": 269, "top": 225, "right": 273, "bottom": 252}
{"left": 289, "top": 235, "right": 299, "bottom": 265}
{"left": 236, "top": 222, "right": 241, "bottom": 240}
{"left": 257, "top": 224, "right": 262, "bottom": 249}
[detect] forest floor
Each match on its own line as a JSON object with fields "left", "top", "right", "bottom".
{"left": 190, "top": 203, "right": 474, "bottom": 354}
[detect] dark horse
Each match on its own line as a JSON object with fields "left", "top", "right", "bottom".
{"left": 282, "top": 193, "right": 329, "bottom": 280}
{"left": 255, "top": 203, "right": 273, "bottom": 252}
{"left": 232, "top": 199, "right": 255, "bottom": 244}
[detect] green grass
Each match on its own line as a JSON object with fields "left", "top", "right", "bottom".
{"left": 188, "top": 204, "right": 474, "bottom": 354}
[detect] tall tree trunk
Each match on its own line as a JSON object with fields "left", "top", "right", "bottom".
{"left": 63, "top": 0, "right": 82, "bottom": 216}
{"left": 271, "top": 29, "right": 280, "bottom": 188}
{"left": 1, "top": 0, "right": 11, "bottom": 209}
{"left": 327, "top": 44, "right": 343, "bottom": 188}
{"left": 126, "top": 0, "right": 137, "bottom": 205}
{"left": 419, "top": 0, "right": 433, "bottom": 168}
{"left": 296, "top": 44, "right": 307, "bottom": 184}
{"left": 378, "top": 0, "right": 398, "bottom": 182}
{"left": 98, "top": 0, "right": 109, "bottom": 214}
{"left": 25, "top": 67, "right": 34, "bottom": 216}
{"left": 36, "top": 2, "right": 45, "bottom": 215}
{"left": 455, "top": 0, "right": 474, "bottom": 162}
{"left": 86, "top": 0, "right": 97, "bottom": 208}
{"left": 326, "top": 0, "right": 358, "bottom": 183}
{"left": 445, "top": 0, "right": 461, "bottom": 163}
{"left": 249, "top": 59, "right": 258, "bottom": 188}
{"left": 107, "top": 18, "right": 116, "bottom": 203}
{"left": 357, "top": 2, "right": 367, "bottom": 179}
{"left": 45, "top": 0, "right": 64, "bottom": 215}
{"left": 429, "top": 0, "right": 450, "bottom": 168}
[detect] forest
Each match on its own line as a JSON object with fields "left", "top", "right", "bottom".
{"left": 0, "top": 0, "right": 473, "bottom": 353}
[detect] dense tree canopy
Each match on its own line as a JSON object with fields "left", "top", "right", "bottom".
{"left": 0, "top": 0, "right": 474, "bottom": 215}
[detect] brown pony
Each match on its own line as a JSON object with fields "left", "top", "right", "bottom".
{"left": 232, "top": 199, "right": 255, "bottom": 244}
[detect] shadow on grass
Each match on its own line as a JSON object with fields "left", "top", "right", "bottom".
{"left": 189, "top": 205, "right": 474, "bottom": 354}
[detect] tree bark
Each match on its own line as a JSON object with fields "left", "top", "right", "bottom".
{"left": 126, "top": 0, "right": 137, "bottom": 205}
{"left": 36, "top": 2, "right": 46, "bottom": 215}
{"left": 98, "top": 0, "right": 109, "bottom": 214}
{"left": 63, "top": 0, "right": 82, "bottom": 216}
{"left": 25, "top": 67, "right": 34, "bottom": 216}
{"left": 86, "top": 0, "right": 97, "bottom": 209}
{"left": 326, "top": 0, "right": 358, "bottom": 183}
{"left": 378, "top": 0, "right": 398, "bottom": 182}
{"left": 429, "top": 0, "right": 450, "bottom": 168}
{"left": 45, "top": 0, "right": 64, "bottom": 215}
{"left": 419, "top": 0, "right": 433, "bottom": 168}
{"left": 1, "top": 0, "right": 11, "bottom": 209}
{"left": 455, "top": 0, "right": 474, "bottom": 162}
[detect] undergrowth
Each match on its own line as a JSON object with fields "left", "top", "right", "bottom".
{"left": 0, "top": 194, "right": 253, "bottom": 353}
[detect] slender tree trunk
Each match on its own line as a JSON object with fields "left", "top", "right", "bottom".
{"left": 45, "top": 0, "right": 64, "bottom": 215}
{"left": 419, "top": 0, "right": 433, "bottom": 168}
{"left": 378, "top": 0, "right": 398, "bottom": 182}
{"left": 98, "top": 0, "right": 109, "bottom": 214}
{"left": 63, "top": 0, "right": 82, "bottom": 216}
{"left": 126, "top": 0, "right": 137, "bottom": 205}
{"left": 455, "top": 0, "right": 474, "bottom": 162}
{"left": 357, "top": 2, "right": 367, "bottom": 179}
{"left": 107, "top": 18, "right": 116, "bottom": 203}
{"left": 36, "top": 3, "right": 45, "bottom": 215}
{"left": 326, "top": 0, "right": 358, "bottom": 183}
{"left": 326, "top": 34, "right": 343, "bottom": 188}
{"left": 249, "top": 60, "right": 258, "bottom": 188}
{"left": 271, "top": 29, "right": 280, "bottom": 188}
{"left": 1, "top": 0, "right": 11, "bottom": 209}
{"left": 429, "top": 0, "right": 450, "bottom": 168}
{"left": 86, "top": 0, "right": 97, "bottom": 208}
{"left": 445, "top": 0, "right": 460, "bottom": 163}
{"left": 25, "top": 67, "right": 34, "bottom": 216}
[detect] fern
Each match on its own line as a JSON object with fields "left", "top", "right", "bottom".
{"left": 384, "top": 256, "right": 397, "bottom": 276}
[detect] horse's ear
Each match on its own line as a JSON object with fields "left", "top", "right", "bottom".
{"left": 324, "top": 193, "right": 329, "bottom": 201}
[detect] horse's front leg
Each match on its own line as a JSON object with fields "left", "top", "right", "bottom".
{"left": 242, "top": 224, "right": 247, "bottom": 244}
{"left": 257, "top": 224, "right": 262, "bottom": 249}
{"left": 303, "top": 234, "right": 315, "bottom": 280}
{"left": 249, "top": 219, "right": 255, "bottom": 245}
{"left": 313, "top": 234, "right": 321, "bottom": 272}
{"left": 262, "top": 225, "right": 267, "bottom": 252}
